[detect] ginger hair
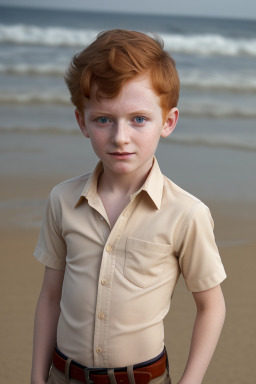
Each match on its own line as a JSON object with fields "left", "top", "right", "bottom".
{"left": 65, "top": 29, "right": 180, "bottom": 116}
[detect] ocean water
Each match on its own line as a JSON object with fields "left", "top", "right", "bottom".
{"left": 0, "top": 5, "right": 256, "bottom": 152}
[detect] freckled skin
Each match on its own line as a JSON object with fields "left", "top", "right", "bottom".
{"left": 75, "top": 75, "right": 178, "bottom": 182}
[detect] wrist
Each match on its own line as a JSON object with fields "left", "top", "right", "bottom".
{"left": 31, "top": 373, "right": 47, "bottom": 384}
{"left": 177, "top": 377, "right": 202, "bottom": 384}
{"left": 31, "top": 380, "right": 46, "bottom": 384}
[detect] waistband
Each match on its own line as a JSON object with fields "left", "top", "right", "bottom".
{"left": 53, "top": 346, "right": 168, "bottom": 384}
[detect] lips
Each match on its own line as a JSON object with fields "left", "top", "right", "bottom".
{"left": 108, "top": 152, "right": 134, "bottom": 159}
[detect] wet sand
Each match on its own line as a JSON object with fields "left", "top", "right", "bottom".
{"left": 0, "top": 131, "right": 255, "bottom": 383}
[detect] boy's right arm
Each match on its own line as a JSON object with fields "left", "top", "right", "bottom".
{"left": 31, "top": 266, "right": 65, "bottom": 384}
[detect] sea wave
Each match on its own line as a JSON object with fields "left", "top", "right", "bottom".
{"left": 1, "top": 63, "right": 256, "bottom": 93}
{"left": 0, "top": 23, "right": 97, "bottom": 47}
{"left": 165, "top": 135, "right": 256, "bottom": 152}
{"left": 1, "top": 92, "right": 256, "bottom": 119}
{"left": 180, "top": 70, "right": 256, "bottom": 92}
{"left": 0, "top": 93, "right": 69, "bottom": 105}
{"left": 0, "top": 63, "right": 65, "bottom": 77}
{"left": 162, "top": 33, "right": 256, "bottom": 57}
{"left": 180, "top": 102, "right": 256, "bottom": 118}
{"left": 1, "top": 23, "right": 256, "bottom": 57}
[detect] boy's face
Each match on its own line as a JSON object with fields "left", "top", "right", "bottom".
{"left": 76, "top": 75, "right": 178, "bottom": 178}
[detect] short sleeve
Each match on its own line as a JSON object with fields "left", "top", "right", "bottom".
{"left": 34, "top": 189, "right": 66, "bottom": 270}
{"left": 178, "top": 202, "right": 226, "bottom": 292}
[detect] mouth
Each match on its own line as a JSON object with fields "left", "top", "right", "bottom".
{"left": 109, "top": 152, "right": 134, "bottom": 158}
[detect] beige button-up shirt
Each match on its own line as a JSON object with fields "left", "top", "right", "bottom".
{"left": 34, "top": 158, "right": 226, "bottom": 368}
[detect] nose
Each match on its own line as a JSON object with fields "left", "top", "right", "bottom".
{"left": 112, "top": 121, "right": 130, "bottom": 146}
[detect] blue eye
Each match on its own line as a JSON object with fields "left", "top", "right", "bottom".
{"left": 134, "top": 116, "right": 146, "bottom": 124}
{"left": 96, "top": 116, "right": 110, "bottom": 124}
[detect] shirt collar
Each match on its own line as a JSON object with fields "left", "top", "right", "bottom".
{"left": 74, "top": 156, "right": 164, "bottom": 210}
{"left": 74, "top": 161, "right": 103, "bottom": 208}
{"left": 130, "top": 157, "right": 164, "bottom": 210}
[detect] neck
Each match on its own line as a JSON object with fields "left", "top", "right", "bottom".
{"left": 98, "top": 162, "right": 153, "bottom": 197}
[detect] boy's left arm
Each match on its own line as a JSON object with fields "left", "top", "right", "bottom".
{"left": 177, "top": 284, "right": 226, "bottom": 384}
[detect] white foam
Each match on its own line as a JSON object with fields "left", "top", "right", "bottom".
{"left": 1, "top": 64, "right": 256, "bottom": 94}
{"left": 0, "top": 92, "right": 69, "bottom": 105}
{"left": 0, "top": 63, "right": 65, "bottom": 76}
{"left": 180, "top": 100, "right": 256, "bottom": 118}
{"left": 181, "top": 69, "right": 256, "bottom": 92}
{"left": 1, "top": 23, "right": 256, "bottom": 57}
{"left": 1, "top": 91, "right": 256, "bottom": 119}
{"left": 0, "top": 23, "right": 98, "bottom": 47}
{"left": 162, "top": 33, "right": 256, "bottom": 57}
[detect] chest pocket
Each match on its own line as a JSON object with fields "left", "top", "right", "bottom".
{"left": 124, "top": 237, "right": 172, "bottom": 288}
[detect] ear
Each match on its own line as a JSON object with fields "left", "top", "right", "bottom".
{"left": 161, "top": 107, "right": 179, "bottom": 138}
{"left": 75, "top": 108, "right": 90, "bottom": 138}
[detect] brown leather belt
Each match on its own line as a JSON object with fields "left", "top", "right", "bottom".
{"left": 53, "top": 347, "right": 167, "bottom": 384}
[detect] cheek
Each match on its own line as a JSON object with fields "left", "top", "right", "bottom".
{"left": 89, "top": 133, "right": 107, "bottom": 152}
{"left": 137, "top": 130, "right": 161, "bottom": 150}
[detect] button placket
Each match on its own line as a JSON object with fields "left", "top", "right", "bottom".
{"left": 93, "top": 202, "right": 133, "bottom": 366}
{"left": 106, "top": 245, "right": 112, "bottom": 253}
{"left": 93, "top": 240, "right": 113, "bottom": 365}
{"left": 98, "top": 312, "right": 105, "bottom": 319}
{"left": 122, "top": 209, "right": 130, "bottom": 218}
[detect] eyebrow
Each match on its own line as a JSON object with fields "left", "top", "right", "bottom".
{"left": 88, "top": 110, "right": 153, "bottom": 118}
{"left": 128, "top": 110, "right": 153, "bottom": 117}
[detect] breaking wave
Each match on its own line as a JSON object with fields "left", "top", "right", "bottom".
{"left": 1, "top": 64, "right": 256, "bottom": 93}
{"left": 1, "top": 23, "right": 256, "bottom": 57}
{"left": 1, "top": 92, "right": 255, "bottom": 119}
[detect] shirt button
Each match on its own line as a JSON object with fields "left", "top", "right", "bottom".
{"left": 96, "top": 347, "right": 102, "bottom": 354}
{"left": 101, "top": 278, "right": 108, "bottom": 285}
{"left": 106, "top": 245, "right": 112, "bottom": 252}
{"left": 100, "top": 216, "right": 104, "bottom": 221}
{"left": 98, "top": 312, "right": 105, "bottom": 319}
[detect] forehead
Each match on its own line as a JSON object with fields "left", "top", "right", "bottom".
{"left": 87, "top": 75, "right": 161, "bottom": 112}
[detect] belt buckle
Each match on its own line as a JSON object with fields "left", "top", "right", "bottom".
{"left": 84, "top": 367, "right": 106, "bottom": 384}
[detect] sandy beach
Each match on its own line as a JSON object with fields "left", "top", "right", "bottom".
{"left": 0, "top": 131, "right": 256, "bottom": 384}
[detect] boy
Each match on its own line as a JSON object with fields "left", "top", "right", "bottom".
{"left": 31, "top": 30, "right": 226, "bottom": 384}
